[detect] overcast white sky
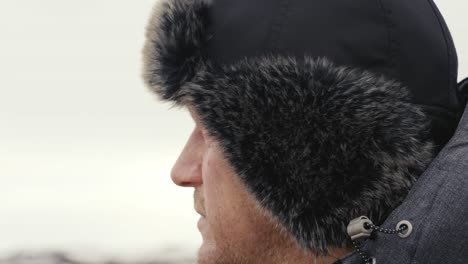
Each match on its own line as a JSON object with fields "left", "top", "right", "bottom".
{"left": 0, "top": 0, "right": 199, "bottom": 259}
{"left": 0, "top": 0, "right": 467, "bottom": 260}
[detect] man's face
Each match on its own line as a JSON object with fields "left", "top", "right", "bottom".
{"left": 170, "top": 109, "right": 301, "bottom": 264}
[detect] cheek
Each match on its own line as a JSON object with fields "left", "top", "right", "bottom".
{"left": 201, "top": 147, "right": 263, "bottom": 241}
{"left": 202, "top": 148, "right": 235, "bottom": 222}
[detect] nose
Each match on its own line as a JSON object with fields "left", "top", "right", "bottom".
{"left": 170, "top": 126, "right": 204, "bottom": 187}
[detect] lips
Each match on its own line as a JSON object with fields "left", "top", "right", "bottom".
{"left": 194, "top": 188, "right": 206, "bottom": 217}
{"left": 194, "top": 196, "right": 206, "bottom": 217}
{"left": 195, "top": 207, "right": 206, "bottom": 217}
{"left": 197, "top": 216, "right": 205, "bottom": 231}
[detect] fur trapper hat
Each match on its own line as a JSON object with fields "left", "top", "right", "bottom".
{"left": 142, "top": 0, "right": 463, "bottom": 254}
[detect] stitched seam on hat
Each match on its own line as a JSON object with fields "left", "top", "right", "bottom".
{"left": 266, "top": 0, "right": 292, "bottom": 53}
{"left": 427, "top": 0, "right": 454, "bottom": 109}
{"left": 414, "top": 103, "right": 459, "bottom": 117}
{"left": 377, "top": 0, "right": 397, "bottom": 71}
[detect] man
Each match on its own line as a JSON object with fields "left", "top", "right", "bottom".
{"left": 142, "top": 0, "right": 468, "bottom": 263}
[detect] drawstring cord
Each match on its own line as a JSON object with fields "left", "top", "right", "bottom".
{"left": 351, "top": 239, "right": 375, "bottom": 264}
{"left": 347, "top": 216, "right": 412, "bottom": 264}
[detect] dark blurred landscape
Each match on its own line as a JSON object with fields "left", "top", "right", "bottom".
{"left": 0, "top": 252, "right": 195, "bottom": 264}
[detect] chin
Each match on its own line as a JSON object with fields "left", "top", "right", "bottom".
{"left": 197, "top": 239, "right": 251, "bottom": 264}
{"left": 197, "top": 242, "right": 218, "bottom": 264}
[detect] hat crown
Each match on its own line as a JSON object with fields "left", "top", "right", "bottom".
{"left": 203, "top": 0, "right": 461, "bottom": 145}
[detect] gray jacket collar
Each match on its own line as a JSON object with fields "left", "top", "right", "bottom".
{"left": 338, "top": 100, "right": 468, "bottom": 264}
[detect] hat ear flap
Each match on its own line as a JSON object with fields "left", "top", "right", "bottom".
{"left": 142, "top": 0, "right": 212, "bottom": 104}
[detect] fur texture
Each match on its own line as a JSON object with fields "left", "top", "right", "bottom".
{"left": 142, "top": 0, "right": 212, "bottom": 104}
{"left": 142, "top": 0, "right": 435, "bottom": 255}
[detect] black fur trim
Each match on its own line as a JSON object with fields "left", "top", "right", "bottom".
{"left": 142, "top": 0, "right": 212, "bottom": 105}
{"left": 186, "top": 56, "right": 434, "bottom": 253}
{"left": 142, "top": 0, "right": 434, "bottom": 255}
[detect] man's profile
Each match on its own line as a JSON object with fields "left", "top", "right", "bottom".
{"left": 171, "top": 107, "right": 352, "bottom": 263}
{"left": 142, "top": 0, "right": 468, "bottom": 263}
